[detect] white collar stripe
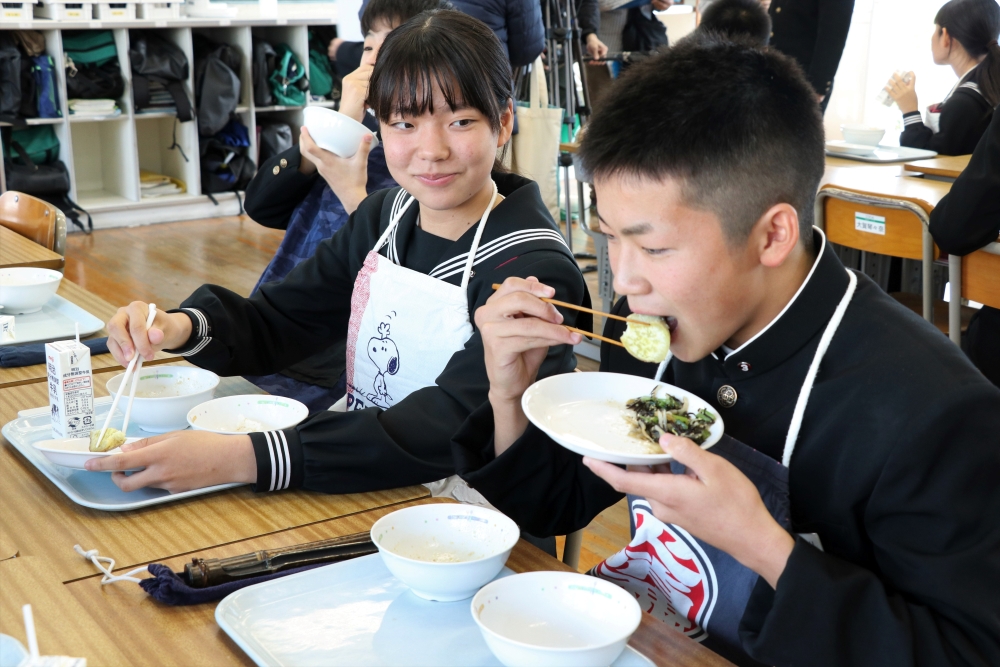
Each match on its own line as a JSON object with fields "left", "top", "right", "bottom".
{"left": 429, "top": 228, "right": 568, "bottom": 273}
{"left": 429, "top": 230, "right": 568, "bottom": 277}
{"left": 430, "top": 232, "right": 571, "bottom": 281}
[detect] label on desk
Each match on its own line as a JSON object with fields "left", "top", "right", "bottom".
{"left": 855, "top": 212, "right": 886, "bottom": 235}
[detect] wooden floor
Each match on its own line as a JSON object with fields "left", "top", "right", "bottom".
{"left": 65, "top": 214, "right": 629, "bottom": 572}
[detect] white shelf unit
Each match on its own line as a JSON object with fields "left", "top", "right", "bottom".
{"left": 1, "top": 17, "right": 335, "bottom": 228}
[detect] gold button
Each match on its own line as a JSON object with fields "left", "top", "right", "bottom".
{"left": 775, "top": 6, "right": 780, "bottom": 11}
{"left": 717, "top": 385, "right": 737, "bottom": 408}
{"left": 280, "top": 159, "right": 288, "bottom": 168}
{"left": 272, "top": 165, "right": 280, "bottom": 175}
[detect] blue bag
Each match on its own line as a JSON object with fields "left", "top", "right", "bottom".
{"left": 32, "top": 55, "right": 61, "bottom": 118}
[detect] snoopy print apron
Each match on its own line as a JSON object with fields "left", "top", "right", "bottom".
{"left": 342, "top": 182, "right": 499, "bottom": 411}
{"left": 593, "top": 270, "right": 858, "bottom": 659}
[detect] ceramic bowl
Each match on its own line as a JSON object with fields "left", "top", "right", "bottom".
{"left": 840, "top": 124, "right": 885, "bottom": 146}
{"left": 33, "top": 435, "right": 142, "bottom": 470}
{"left": 302, "top": 106, "right": 379, "bottom": 158}
{"left": 0, "top": 268, "right": 63, "bottom": 314}
{"left": 186, "top": 394, "right": 309, "bottom": 434}
{"left": 370, "top": 504, "right": 520, "bottom": 602}
{"left": 106, "top": 366, "right": 219, "bottom": 433}
{"left": 472, "top": 571, "right": 643, "bottom": 667}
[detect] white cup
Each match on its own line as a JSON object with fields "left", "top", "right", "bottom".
{"left": 302, "top": 107, "right": 379, "bottom": 158}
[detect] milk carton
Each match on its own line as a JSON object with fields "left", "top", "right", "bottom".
{"left": 46, "top": 340, "right": 95, "bottom": 438}
{"left": 0, "top": 316, "right": 14, "bottom": 342}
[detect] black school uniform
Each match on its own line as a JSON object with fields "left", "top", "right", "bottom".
{"left": 166, "top": 171, "right": 591, "bottom": 494}
{"left": 900, "top": 64, "right": 993, "bottom": 156}
{"left": 452, "top": 231, "right": 1000, "bottom": 666}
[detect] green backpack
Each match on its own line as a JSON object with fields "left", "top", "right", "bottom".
{"left": 62, "top": 30, "right": 117, "bottom": 67}
{"left": 268, "top": 44, "right": 308, "bottom": 106}
{"left": 309, "top": 48, "right": 333, "bottom": 97}
{"left": 2, "top": 125, "right": 60, "bottom": 165}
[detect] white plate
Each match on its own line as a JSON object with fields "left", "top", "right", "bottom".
{"left": 33, "top": 436, "right": 143, "bottom": 470}
{"left": 215, "top": 553, "right": 653, "bottom": 667}
{"left": 825, "top": 140, "right": 877, "bottom": 156}
{"left": 825, "top": 144, "right": 938, "bottom": 163}
{"left": 0, "top": 634, "right": 28, "bottom": 667}
{"left": 0, "top": 295, "right": 103, "bottom": 346}
{"left": 187, "top": 395, "right": 308, "bottom": 434}
{"left": 521, "top": 373, "right": 724, "bottom": 465}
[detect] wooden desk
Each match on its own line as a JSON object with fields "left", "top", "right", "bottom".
{"left": 0, "top": 374, "right": 429, "bottom": 581}
{"left": 0, "top": 226, "right": 64, "bottom": 271}
{"left": 0, "top": 279, "right": 182, "bottom": 389}
{"left": 820, "top": 165, "right": 953, "bottom": 210}
{"left": 1, "top": 502, "right": 733, "bottom": 667}
{"left": 903, "top": 154, "right": 971, "bottom": 180}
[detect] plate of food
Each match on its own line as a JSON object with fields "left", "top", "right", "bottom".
{"left": 33, "top": 429, "right": 140, "bottom": 470}
{"left": 522, "top": 372, "right": 724, "bottom": 465}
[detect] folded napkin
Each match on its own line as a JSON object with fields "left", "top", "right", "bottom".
{"left": 139, "top": 563, "right": 326, "bottom": 605}
{"left": 0, "top": 337, "right": 109, "bottom": 368}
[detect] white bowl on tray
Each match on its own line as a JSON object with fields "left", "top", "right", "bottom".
{"left": 370, "top": 503, "right": 520, "bottom": 602}
{"left": 472, "top": 571, "right": 643, "bottom": 667}
{"left": 106, "top": 365, "right": 219, "bottom": 433}
{"left": 521, "top": 372, "right": 724, "bottom": 466}
{"left": 825, "top": 140, "right": 879, "bottom": 157}
{"left": 302, "top": 106, "right": 379, "bottom": 158}
{"left": 840, "top": 124, "right": 885, "bottom": 146}
{"left": 33, "top": 436, "right": 142, "bottom": 470}
{"left": 186, "top": 394, "right": 309, "bottom": 434}
{"left": 0, "top": 267, "right": 63, "bottom": 314}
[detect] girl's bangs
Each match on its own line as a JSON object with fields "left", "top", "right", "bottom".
{"left": 389, "top": 61, "right": 468, "bottom": 119}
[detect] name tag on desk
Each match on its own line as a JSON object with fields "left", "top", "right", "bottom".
{"left": 855, "top": 212, "right": 886, "bottom": 235}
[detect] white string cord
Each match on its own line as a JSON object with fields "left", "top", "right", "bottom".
{"left": 74, "top": 545, "right": 147, "bottom": 584}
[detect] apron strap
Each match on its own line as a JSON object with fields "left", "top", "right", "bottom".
{"left": 373, "top": 189, "right": 417, "bottom": 255}
{"left": 460, "top": 181, "right": 500, "bottom": 290}
{"left": 655, "top": 354, "right": 672, "bottom": 382}
{"left": 781, "top": 269, "right": 857, "bottom": 467}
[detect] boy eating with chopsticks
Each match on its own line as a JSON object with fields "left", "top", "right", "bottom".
{"left": 455, "top": 34, "right": 1000, "bottom": 667}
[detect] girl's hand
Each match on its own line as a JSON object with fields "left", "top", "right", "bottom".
{"left": 106, "top": 303, "right": 192, "bottom": 366}
{"left": 885, "top": 71, "right": 918, "bottom": 114}
{"left": 339, "top": 63, "right": 374, "bottom": 123}
{"left": 84, "top": 431, "right": 257, "bottom": 493}
{"left": 586, "top": 34, "right": 608, "bottom": 63}
{"left": 300, "top": 127, "right": 373, "bottom": 214}
{"left": 583, "top": 435, "right": 795, "bottom": 589}
{"left": 328, "top": 37, "right": 344, "bottom": 60}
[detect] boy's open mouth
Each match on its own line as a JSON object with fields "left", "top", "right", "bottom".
{"left": 665, "top": 316, "right": 678, "bottom": 333}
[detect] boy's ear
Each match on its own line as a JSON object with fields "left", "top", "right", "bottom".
{"left": 753, "top": 203, "right": 802, "bottom": 269}
{"left": 497, "top": 99, "right": 515, "bottom": 147}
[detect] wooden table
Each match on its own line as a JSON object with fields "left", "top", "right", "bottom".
{"left": 903, "top": 154, "right": 972, "bottom": 180}
{"left": 0, "top": 279, "right": 182, "bottom": 389}
{"left": 0, "top": 226, "right": 64, "bottom": 271}
{"left": 820, "top": 164, "right": 953, "bottom": 209}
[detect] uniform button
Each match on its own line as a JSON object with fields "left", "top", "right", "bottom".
{"left": 775, "top": 6, "right": 780, "bottom": 11}
{"left": 717, "top": 385, "right": 738, "bottom": 408}
{"left": 770, "top": 31, "right": 774, "bottom": 37}
{"left": 279, "top": 159, "right": 288, "bottom": 168}
{"left": 272, "top": 165, "right": 280, "bottom": 175}
{"left": 738, "top": 361, "right": 751, "bottom": 372}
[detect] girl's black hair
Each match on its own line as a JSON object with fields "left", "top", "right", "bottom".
{"left": 367, "top": 9, "right": 513, "bottom": 133}
{"left": 360, "top": 0, "right": 453, "bottom": 35}
{"left": 698, "top": 0, "right": 772, "bottom": 47}
{"left": 935, "top": 0, "right": 1000, "bottom": 107}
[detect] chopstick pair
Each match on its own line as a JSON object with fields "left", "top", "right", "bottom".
{"left": 93, "top": 303, "right": 156, "bottom": 445}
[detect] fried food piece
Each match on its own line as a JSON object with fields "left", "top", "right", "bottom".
{"left": 620, "top": 314, "right": 671, "bottom": 363}
{"left": 625, "top": 386, "right": 716, "bottom": 446}
{"left": 89, "top": 427, "right": 126, "bottom": 452}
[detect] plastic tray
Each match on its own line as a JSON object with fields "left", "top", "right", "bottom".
{"left": 216, "top": 553, "right": 653, "bottom": 667}
{"left": 3, "top": 295, "right": 103, "bottom": 346}
{"left": 824, "top": 145, "right": 938, "bottom": 163}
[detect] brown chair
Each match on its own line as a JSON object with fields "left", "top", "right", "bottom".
{"left": 948, "top": 242, "right": 1000, "bottom": 345}
{"left": 0, "top": 190, "right": 67, "bottom": 256}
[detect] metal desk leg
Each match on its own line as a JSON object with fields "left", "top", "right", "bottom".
{"left": 949, "top": 254, "right": 961, "bottom": 345}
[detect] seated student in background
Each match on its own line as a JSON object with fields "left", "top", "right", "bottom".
{"left": 930, "top": 108, "right": 1000, "bottom": 388}
{"left": 885, "top": 0, "right": 999, "bottom": 156}
{"left": 91, "top": 11, "right": 589, "bottom": 498}
{"left": 455, "top": 35, "right": 1000, "bottom": 666}
{"left": 243, "top": 0, "right": 451, "bottom": 412}
{"left": 697, "top": 0, "right": 771, "bottom": 46}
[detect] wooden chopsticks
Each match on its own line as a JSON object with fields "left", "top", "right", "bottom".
{"left": 489, "top": 284, "right": 647, "bottom": 325}
{"left": 564, "top": 326, "right": 625, "bottom": 348}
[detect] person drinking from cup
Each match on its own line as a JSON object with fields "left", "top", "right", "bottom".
{"left": 93, "top": 11, "right": 590, "bottom": 498}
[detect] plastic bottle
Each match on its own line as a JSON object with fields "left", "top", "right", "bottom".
{"left": 877, "top": 70, "right": 913, "bottom": 107}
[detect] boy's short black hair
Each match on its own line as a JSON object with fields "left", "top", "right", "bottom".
{"left": 579, "top": 33, "right": 824, "bottom": 251}
{"left": 361, "top": 0, "right": 453, "bottom": 34}
{"left": 698, "top": 0, "right": 771, "bottom": 46}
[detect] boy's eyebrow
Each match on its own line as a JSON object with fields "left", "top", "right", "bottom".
{"left": 596, "top": 210, "right": 651, "bottom": 236}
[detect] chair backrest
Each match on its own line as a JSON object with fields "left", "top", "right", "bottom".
{"left": 0, "top": 190, "right": 66, "bottom": 256}
{"left": 818, "top": 186, "right": 940, "bottom": 261}
{"left": 962, "top": 244, "right": 1000, "bottom": 309}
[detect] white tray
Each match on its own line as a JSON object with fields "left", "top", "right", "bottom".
{"left": 825, "top": 144, "right": 937, "bottom": 163}
{"left": 216, "top": 554, "right": 653, "bottom": 667}
{"left": 2, "top": 295, "right": 104, "bottom": 346}
{"left": 1, "top": 400, "right": 241, "bottom": 512}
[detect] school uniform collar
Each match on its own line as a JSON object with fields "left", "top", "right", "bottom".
{"left": 714, "top": 228, "right": 850, "bottom": 378}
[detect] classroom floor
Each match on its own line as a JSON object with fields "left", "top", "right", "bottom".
{"left": 64, "top": 213, "right": 627, "bottom": 573}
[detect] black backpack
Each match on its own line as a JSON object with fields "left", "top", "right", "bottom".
{"left": 194, "top": 35, "right": 241, "bottom": 137}
{"left": 258, "top": 123, "right": 292, "bottom": 163}
{"left": 0, "top": 33, "right": 24, "bottom": 124}
{"left": 129, "top": 31, "right": 193, "bottom": 121}
{"left": 200, "top": 138, "right": 255, "bottom": 194}
{"left": 63, "top": 31, "right": 125, "bottom": 100}
{"left": 251, "top": 40, "right": 276, "bottom": 107}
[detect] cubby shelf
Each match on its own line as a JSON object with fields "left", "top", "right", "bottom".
{"left": 0, "top": 17, "right": 337, "bottom": 228}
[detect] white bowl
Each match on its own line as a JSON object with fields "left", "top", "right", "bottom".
{"left": 0, "top": 267, "right": 62, "bottom": 314}
{"left": 472, "top": 571, "right": 642, "bottom": 667}
{"left": 522, "top": 372, "right": 724, "bottom": 466}
{"left": 186, "top": 394, "right": 309, "bottom": 434}
{"left": 840, "top": 124, "right": 885, "bottom": 146}
{"left": 371, "top": 504, "right": 520, "bottom": 602}
{"left": 33, "top": 436, "right": 142, "bottom": 470}
{"left": 825, "top": 140, "right": 878, "bottom": 157}
{"left": 302, "top": 106, "right": 379, "bottom": 158}
{"left": 107, "top": 365, "right": 219, "bottom": 433}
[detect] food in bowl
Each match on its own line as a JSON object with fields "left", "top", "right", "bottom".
{"left": 106, "top": 366, "right": 219, "bottom": 433}
{"left": 232, "top": 414, "right": 264, "bottom": 433}
{"left": 625, "top": 384, "right": 717, "bottom": 448}
{"left": 620, "top": 314, "right": 670, "bottom": 363}
{"left": 371, "top": 504, "right": 520, "bottom": 601}
{"left": 186, "top": 395, "right": 308, "bottom": 434}
{"left": 89, "top": 427, "right": 126, "bottom": 452}
{"left": 0, "top": 268, "right": 63, "bottom": 314}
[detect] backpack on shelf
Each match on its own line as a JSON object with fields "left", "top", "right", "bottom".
{"left": 32, "top": 55, "right": 62, "bottom": 119}
{"left": 268, "top": 44, "right": 308, "bottom": 107}
{"left": 257, "top": 122, "right": 292, "bottom": 163}
{"left": 200, "top": 138, "right": 255, "bottom": 195}
{"left": 252, "top": 40, "right": 277, "bottom": 107}
{"left": 307, "top": 31, "right": 334, "bottom": 99}
{"left": 62, "top": 31, "right": 126, "bottom": 101}
{"left": 194, "top": 35, "right": 242, "bottom": 137}
{"left": 0, "top": 31, "right": 60, "bottom": 125}
{"left": 129, "top": 31, "right": 193, "bottom": 122}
